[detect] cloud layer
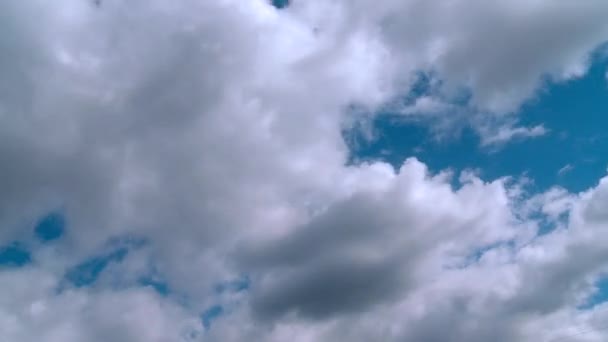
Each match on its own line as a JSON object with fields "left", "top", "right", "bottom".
{"left": 1, "top": 0, "right": 608, "bottom": 341}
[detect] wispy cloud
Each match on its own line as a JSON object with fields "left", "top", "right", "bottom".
{"left": 558, "top": 164, "right": 574, "bottom": 176}
{"left": 480, "top": 123, "right": 549, "bottom": 147}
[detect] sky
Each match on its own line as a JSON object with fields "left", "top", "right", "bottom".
{"left": 350, "top": 55, "right": 608, "bottom": 194}
{"left": 1, "top": 1, "right": 608, "bottom": 341}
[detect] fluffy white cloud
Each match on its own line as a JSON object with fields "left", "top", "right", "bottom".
{"left": 0, "top": 268, "right": 203, "bottom": 342}
{"left": 1, "top": 0, "right": 608, "bottom": 341}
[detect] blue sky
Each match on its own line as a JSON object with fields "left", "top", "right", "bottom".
{"left": 350, "top": 56, "right": 608, "bottom": 194}
{"left": 271, "top": 0, "right": 289, "bottom": 9}
{"left": 346, "top": 54, "right": 608, "bottom": 312}
{"left": 580, "top": 277, "right": 608, "bottom": 310}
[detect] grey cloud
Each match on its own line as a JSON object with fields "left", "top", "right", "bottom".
{"left": 370, "top": 0, "right": 608, "bottom": 112}
{"left": 2, "top": 1, "right": 608, "bottom": 341}
{"left": 238, "top": 193, "right": 419, "bottom": 320}
{"left": 234, "top": 162, "right": 520, "bottom": 324}
{"left": 250, "top": 255, "right": 408, "bottom": 320}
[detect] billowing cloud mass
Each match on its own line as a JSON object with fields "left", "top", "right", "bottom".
{"left": 1, "top": 0, "right": 608, "bottom": 341}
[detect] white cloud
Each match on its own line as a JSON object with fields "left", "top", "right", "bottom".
{"left": 0, "top": 268, "right": 203, "bottom": 342}
{"left": 1, "top": 0, "right": 608, "bottom": 341}
{"left": 559, "top": 164, "right": 575, "bottom": 176}
{"left": 479, "top": 123, "right": 548, "bottom": 146}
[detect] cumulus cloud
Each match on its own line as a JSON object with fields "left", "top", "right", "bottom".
{"left": 0, "top": 268, "right": 203, "bottom": 341}
{"left": 1, "top": 0, "right": 608, "bottom": 341}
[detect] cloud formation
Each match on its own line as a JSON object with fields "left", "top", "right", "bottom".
{"left": 1, "top": 0, "right": 608, "bottom": 341}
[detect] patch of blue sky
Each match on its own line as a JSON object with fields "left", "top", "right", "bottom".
{"left": 61, "top": 236, "right": 146, "bottom": 288}
{"left": 579, "top": 277, "right": 608, "bottom": 310}
{"left": 139, "top": 275, "right": 171, "bottom": 297}
{"left": 201, "top": 305, "right": 224, "bottom": 329}
{"left": 0, "top": 211, "right": 66, "bottom": 269}
{"left": 347, "top": 56, "right": 608, "bottom": 194}
{"left": 192, "top": 276, "right": 251, "bottom": 330}
{"left": 271, "top": 0, "right": 289, "bottom": 9}
{"left": 34, "top": 211, "right": 65, "bottom": 242}
{"left": 0, "top": 242, "right": 31, "bottom": 268}
{"left": 536, "top": 210, "right": 571, "bottom": 236}
{"left": 63, "top": 246, "right": 129, "bottom": 287}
